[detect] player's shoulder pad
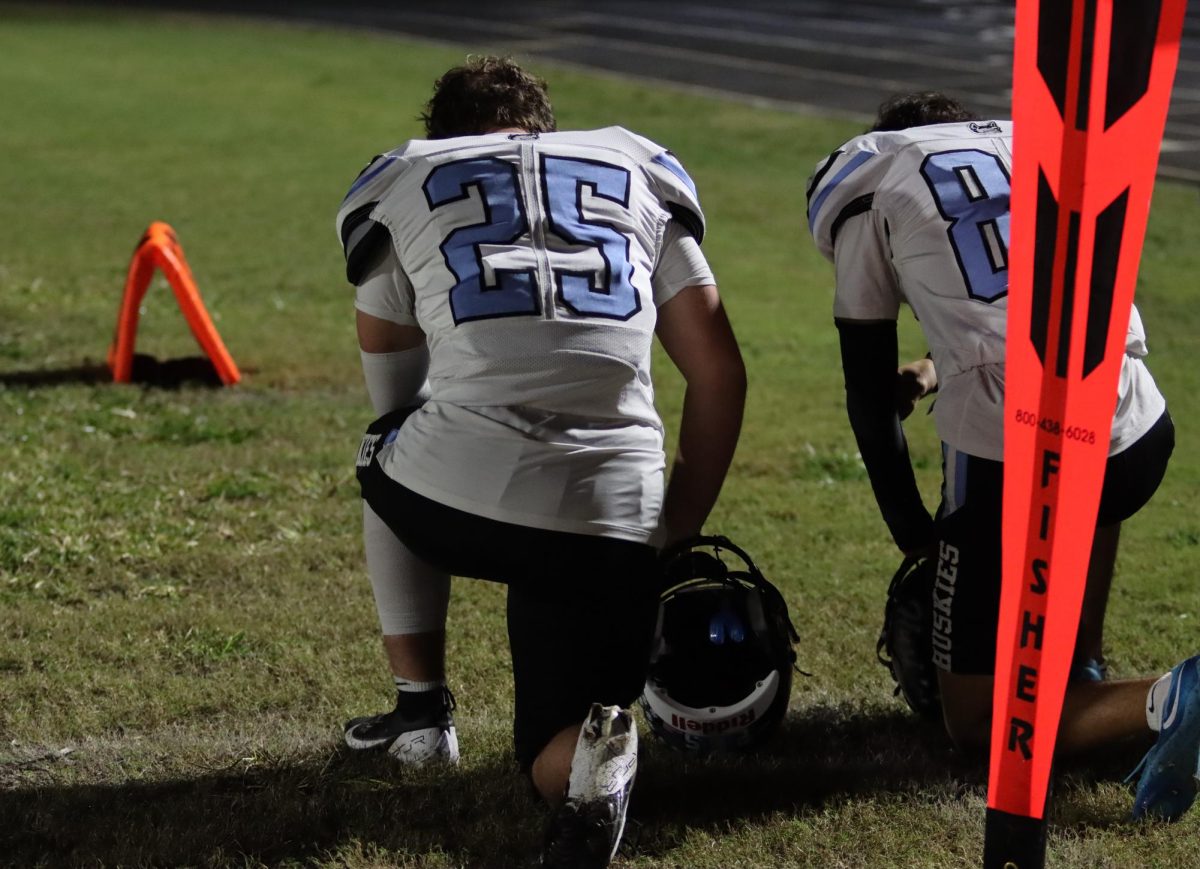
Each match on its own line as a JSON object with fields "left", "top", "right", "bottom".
{"left": 335, "top": 144, "right": 419, "bottom": 285}
{"left": 806, "top": 132, "right": 900, "bottom": 260}
{"left": 608, "top": 127, "right": 706, "bottom": 244}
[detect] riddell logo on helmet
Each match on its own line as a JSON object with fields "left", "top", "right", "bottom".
{"left": 670, "top": 709, "right": 756, "bottom": 733}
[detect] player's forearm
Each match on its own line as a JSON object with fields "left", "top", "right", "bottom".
{"left": 845, "top": 394, "right": 934, "bottom": 553}
{"left": 838, "top": 320, "right": 934, "bottom": 553}
{"left": 660, "top": 373, "right": 746, "bottom": 546}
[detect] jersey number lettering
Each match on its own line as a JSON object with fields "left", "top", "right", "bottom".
{"left": 920, "top": 149, "right": 1011, "bottom": 303}
{"left": 423, "top": 156, "right": 638, "bottom": 324}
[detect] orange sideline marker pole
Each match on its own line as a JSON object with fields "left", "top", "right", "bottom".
{"left": 985, "top": 1, "right": 1186, "bottom": 866}
{"left": 108, "top": 221, "right": 240, "bottom": 385}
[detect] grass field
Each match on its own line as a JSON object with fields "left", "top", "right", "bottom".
{"left": 3, "top": 4, "right": 1200, "bottom": 867}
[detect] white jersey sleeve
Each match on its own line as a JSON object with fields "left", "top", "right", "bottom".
{"left": 354, "top": 243, "right": 418, "bottom": 327}
{"left": 807, "top": 138, "right": 906, "bottom": 321}
{"left": 1126, "top": 304, "right": 1149, "bottom": 358}
{"left": 830, "top": 207, "right": 900, "bottom": 321}
{"left": 338, "top": 149, "right": 420, "bottom": 324}
{"left": 336, "top": 150, "right": 415, "bottom": 285}
{"left": 807, "top": 142, "right": 892, "bottom": 262}
{"left": 651, "top": 220, "right": 715, "bottom": 306}
{"left": 639, "top": 144, "right": 706, "bottom": 243}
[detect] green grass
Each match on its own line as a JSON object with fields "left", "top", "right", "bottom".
{"left": 2, "top": 4, "right": 1200, "bottom": 867}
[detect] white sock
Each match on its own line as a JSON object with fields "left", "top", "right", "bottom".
{"left": 395, "top": 675, "right": 444, "bottom": 693}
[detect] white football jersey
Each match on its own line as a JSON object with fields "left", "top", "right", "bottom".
{"left": 807, "top": 120, "right": 1164, "bottom": 461}
{"left": 337, "top": 127, "right": 714, "bottom": 542}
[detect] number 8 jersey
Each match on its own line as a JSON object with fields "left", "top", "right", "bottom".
{"left": 807, "top": 120, "right": 1163, "bottom": 462}
{"left": 336, "top": 127, "right": 713, "bottom": 543}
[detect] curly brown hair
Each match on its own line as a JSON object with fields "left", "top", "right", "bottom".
{"left": 421, "top": 56, "right": 557, "bottom": 139}
{"left": 869, "top": 92, "right": 979, "bottom": 132}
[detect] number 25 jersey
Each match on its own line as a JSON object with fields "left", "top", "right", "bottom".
{"left": 336, "top": 127, "right": 713, "bottom": 542}
{"left": 807, "top": 121, "right": 1164, "bottom": 461}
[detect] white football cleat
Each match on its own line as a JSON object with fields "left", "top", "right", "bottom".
{"left": 541, "top": 703, "right": 638, "bottom": 868}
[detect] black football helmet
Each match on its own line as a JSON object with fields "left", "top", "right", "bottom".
{"left": 640, "top": 535, "right": 799, "bottom": 753}
{"left": 877, "top": 555, "right": 942, "bottom": 719}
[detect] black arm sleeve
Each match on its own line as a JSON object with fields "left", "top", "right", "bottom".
{"left": 837, "top": 320, "right": 935, "bottom": 553}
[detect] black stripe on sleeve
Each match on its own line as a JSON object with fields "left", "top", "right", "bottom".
{"left": 830, "top": 193, "right": 875, "bottom": 246}
{"left": 340, "top": 202, "right": 392, "bottom": 285}
{"left": 806, "top": 149, "right": 844, "bottom": 207}
{"left": 667, "top": 202, "right": 705, "bottom": 244}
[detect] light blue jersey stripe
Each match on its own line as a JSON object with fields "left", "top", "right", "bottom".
{"left": 343, "top": 155, "right": 399, "bottom": 203}
{"left": 652, "top": 151, "right": 697, "bottom": 197}
{"left": 807, "top": 151, "right": 873, "bottom": 234}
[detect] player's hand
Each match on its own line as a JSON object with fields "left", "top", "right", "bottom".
{"left": 895, "top": 357, "right": 938, "bottom": 420}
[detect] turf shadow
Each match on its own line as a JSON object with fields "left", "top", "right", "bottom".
{"left": 0, "top": 712, "right": 1151, "bottom": 866}
{"left": 627, "top": 701, "right": 1150, "bottom": 861}
{"left": 0, "top": 745, "right": 544, "bottom": 868}
{"left": 0, "top": 355, "right": 229, "bottom": 389}
{"left": 633, "top": 703, "right": 972, "bottom": 829}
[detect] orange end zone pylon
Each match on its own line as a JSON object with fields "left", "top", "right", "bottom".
{"left": 107, "top": 221, "right": 241, "bottom": 385}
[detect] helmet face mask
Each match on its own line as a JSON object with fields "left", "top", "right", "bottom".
{"left": 640, "top": 537, "right": 798, "bottom": 754}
